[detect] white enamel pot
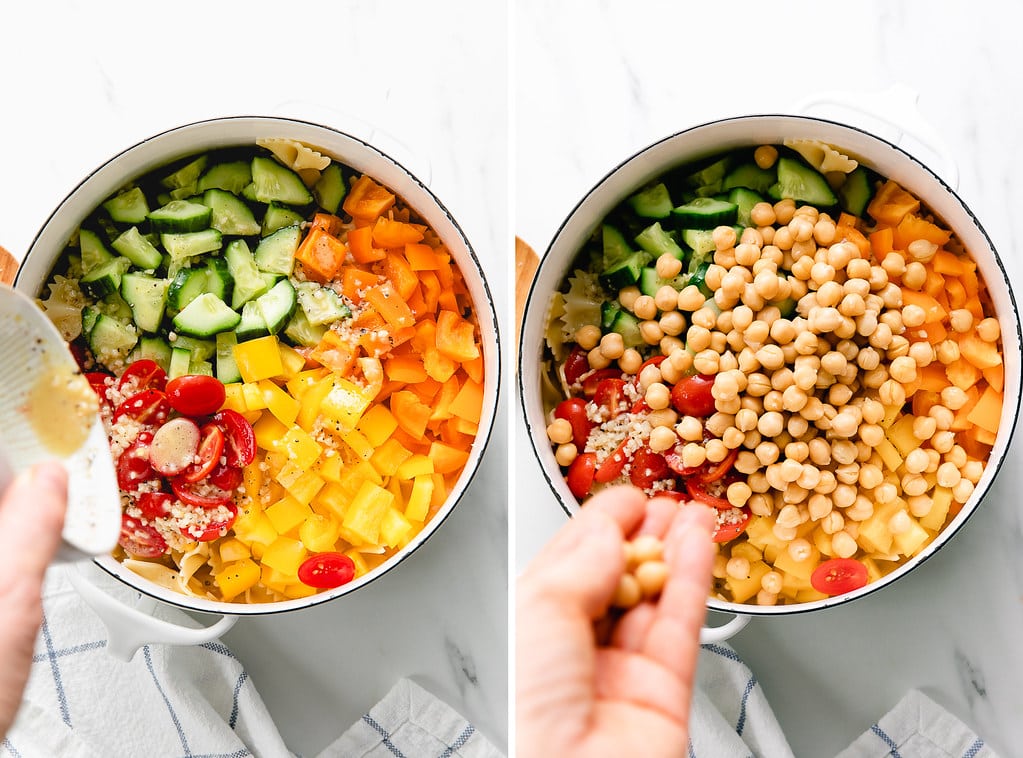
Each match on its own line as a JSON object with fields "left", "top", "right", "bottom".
{"left": 518, "top": 89, "right": 1022, "bottom": 641}
{"left": 16, "top": 116, "right": 501, "bottom": 660}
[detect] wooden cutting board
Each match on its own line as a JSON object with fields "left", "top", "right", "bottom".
{"left": 0, "top": 246, "right": 17, "bottom": 286}
{"left": 515, "top": 236, "right": 538, "bottom": 342}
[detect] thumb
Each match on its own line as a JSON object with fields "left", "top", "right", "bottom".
{"left": 0, "top": 461, "right": 68, "bottom": 581}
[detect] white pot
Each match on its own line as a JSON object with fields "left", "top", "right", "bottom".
{"left": 16, "top": 116, "right": 501, "bottom": 658}
{"left": 518, "top": 90, "right": 1022, "bottom": 638}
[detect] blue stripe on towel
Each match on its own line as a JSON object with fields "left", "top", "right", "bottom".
{"left": 2, "top": 737, "right": 22, "bottom": 758}
{"left": 187, "top": 752, "right": 252, "bottom": 758}
{"left": 362, "top": 714, "right": 407, "bottom": 758}
{"left": 702, "top": 643, "right": 744, "bottom": 664}
{"left": 870, "top": 723, "right": 902, "bottom": 757}
{"left": 702, "top": 642, "right": 758, "bottom": 737}
{"left": 200, "top": 641, "right": 236, "bottom": 659}
{"left": 32, "top": 639, "right": 106, "bottom": 663}
{"left": 437, "top": 723, "right": 475, "bottom": 757}
{"left": 229, "top": 671, "right": 249, "bottom": 730}
{"left": 963, "top": 738, "right": 985, "bottom": 758}
{"left": 143, "top": 645, "right": 191, "bottom": 756}
{"left": 687, "top": 738, "right": 696, "bottom": 758}
{"left": 38, "top": 614, "right": 71, "bottom": 727}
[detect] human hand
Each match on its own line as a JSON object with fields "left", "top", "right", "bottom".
{"left": 516, "top": 485, "right": 716, "bottom": 758}
{"left": 0, "top": 462, "right": 67, "bottom": 737}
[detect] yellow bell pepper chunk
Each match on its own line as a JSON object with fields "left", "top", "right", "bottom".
{"left": 286, "top": 367, "right": 330, "bottom": 400}
{"left": 234, "top": 335, "right": 285, "bottom": 383}
{"left": 875, "top": 439, "right": 903, "bottom": 472}
{"left": 357, "top": 404, "right": 398, "bottom": 447}
{"left": 449, "top": 378, "right": 484, "bottom": 423}
{"left": 370, "top": 438, "right": 412, "bottom": 477}
{"left": 343, "top": 481, "right": 394, "bottom": 545}
{"left": 286, "top": 470, "right": 326, "bottom": 506}
{"left": 261, "top": 536, "right": 308, "bottom": 576}
{"left": 243, "top": 462, "right": 263, "bottom": 503}
{"left": 299, "top": 513, "right": 340, "bottom": 553}
{"left": 342, "top": 429, "right": 375, "bottom": 461}
{"left": 344, "top": 548, "right": 369, "bottom": 578}
{"left": 314, "top": 481, "right": 348, "bottom": 521}
{"left": 217, "top": 538, "right": 251, "bottom": 563}
{"left": 242, "top": 382, "right": 268, "bottom": 410}
{"left": 265, "top": 495, "right": 313, "bottom": 535}
{"left": 232, "top": 511, "right": 278, "bottom": 559}
{"left": 430, "top": 473, "right": 448, "bottom": 508}
{"left": 215, "top": 559, "right": 261, "bottom": 601}
{"left": 281, "top": 425, "right": 323, "bottom": 470}
{"left": 396, "top": 454, "right": 434, "bottom": 481}
{"left": 316, "top": 452, "right": 343, "bottom": 483}
{"left": 320, "top": 377, "right": 373, "bottom": 433}
{"left": 278, "top": 343, "right": 307, "bottom": 379}
{"left": 885, "top": 415, "right": 918, "bottom": 457}
{"left": 221, "top": 383, "right": 247, "bottom": 413}
{"left": 283, "top": 582, "right": 319, "bottom": 599}
{"left": 921, "top": 486, "right": 953, "bottom": 531}
{"left": 296, "top": 375, "right": 336, "bottom": 432}
{"left": 252, "top": 414, "right": 289, "bottom": 451}
{"left": 380, "top": 507, "right": 413, "bottom": 547}
{"left": 260, "top": 564, "right": 291, "bottom": 592}
{"left": 405, "top": 475, "right": 434, "bottom": 522}
{"left": 259, "top": 379, "right": 301, "bottom": 426}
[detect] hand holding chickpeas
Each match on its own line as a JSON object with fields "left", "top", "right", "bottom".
{"left": 516, "top": 486, "right": 716, "bottom": 758}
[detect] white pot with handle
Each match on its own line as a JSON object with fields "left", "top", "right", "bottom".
{"left": 517, "top": 86, "right": 1021, "bottom": 641}
{"left": 16, "top": 116, "right": 501, "bottom": 660}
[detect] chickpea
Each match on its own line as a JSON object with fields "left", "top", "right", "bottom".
{"left": 635, "top": 561, "right": 670, "bottom": 599}
{"left": 645, "top": 382, "right": 671, "bottom": 411}
{"left": 713, "top": 225, "right": 737, "bottom": 251}
{"left": 630, "top": 535, "right": 663, "bottom": 565}
{"left": 633, "top": 295, "right": 657, "bottom": 321}
{"left": 555, "top": 443, "right": 578, "bottom": 467}
{"left": 575, "top": 324, "right": 602, "bottom": 351}
{"left": 680, "top": 442, "right": 707, "bottom": 469}
{"left": 599, "top": 332, "right": 625, "bottom": 360}
{"left": 727, "top": 481, "right": 753, "bottom": 507}
{"left": 659, "top": 336, "right": 685, "bottom": 359}
{"left": 546, "top": 418, "right": 574, "bottom": 445}
{"left": 936, "top": 461, "right": 962, "bottom": 488}
{"left": 735, "top": 242, "right": 761, "bottom": 267}
{"left": 693, "top": 350, "right": 720, "bottom": 375}
{"left": 813, "top": 219, "right": 837, "bottom": 247}
{"left": 618, "top": 348, "right": 643, "bottom": 375}
{"left": 881, "top": 252, "right": 907, "bottom": 277}
{"left": 754, "top": 145, "right": 779, "bottom": 169}
{"left": 901, "top": 304, "right": 927, "bottom": 328}
{"left": 638, "top": 362, "right": 664, "bottom": 390}
{"left": 907, "top": 239, "right": 938, "bottom": 263}
{"left": 879, "top": 379, "right": 906, "bottom": 406}
{"left": 659, "top": 310, "right": 686, "bottom": 337}
{"left": 888, "top": 509, "right": 912, "bottom": 535}
{"left": 902, "top": 261, "right": 927, "bottom": 290}
{"left": 612, "top": 573, "right": 642, "bottom": 608}
{"left": 655, "top": 253, "right": 683, "bottom": 279}
{"left": 929, "top": 405, "right": 955, "bottom": 431}
{"left": 774, "top": 198, "right": 796, "bottom": 225}
{"left": 676, "top": 416, "right": 703, "bottom": 442}
{"left": 588, "top": 347, "right": 612, "bottom": 370}
{"left": 978, "top": 317, "right": 1001, "bottom": 342}
{"left": 831, "top": 530, "right": 858, "bottom": 559}
{"left": 654, "top": 285, "right": 680, "bottom": 312}
{"left": 648, "top": 425, "right": 678, "bottom": 453}
{"left": 676, "top": 285, "right": 705, "bottom": 312}
{"left": 845, "top": 495, "right": 874, "bottom": 521}
{"left": 936, "top": 339, "right": 960, "bottom": 365}
{"left": 952, "top": 478, "right": 975, "bottom": 504}
{"left": 902, "top": 473, "right": 929, "bottom": 497}
{"left": 907, "top": 494, "right": 933, "bottom": 519}
{"left": 646, "top": 408, "right": 678, "bottom": 429}
{"left": 640, "top": 320, "right": 664, "bottom": 345}
{"left": 668, "top": 347, "right": 694, "bottom": 374}
{"left": 948, "top": 309, "right": 974, "bottom": 334}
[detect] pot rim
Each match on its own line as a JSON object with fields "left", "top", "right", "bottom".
{"left": 19, "top": 115, "right": 502, "bottom": 616}
{"left": 517, "top": 112, "right": 1022, "bottom": 617}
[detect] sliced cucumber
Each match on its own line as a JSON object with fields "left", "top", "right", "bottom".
{"left": 198, "top": 161, "right": 252, "bottom": 194}
{"left": 111, "top": 226, "right": 163, "bottom": 270}
{"left": 722, "top": 163, "right": 776, "bottom": 195}
{"left": 120, "top": 273, "right": 169, "bottom": 333}
{"left": 634, "top": 222, "right": 684, "bottom": 260}
{"left": 88, "top": 314, "right": 139, "bottom": 363}
{"left": 206, "top": 257, "right": 234, "bottom": 305}
{"left": 79, "top": 229, "right": 115, "bottom": 274}
{"left": 100, "top": 290, "right": 134, "bottom": 322}
{"left": 189, "top": 358, "right": 214, "bottom": 377}
{"left": 215, "top": 331, "right": 243, "bottom": 384}
{"left": 771, "top": 157, "right": 837, "bottom": 207}
{"left": 172, "top": 293, "right": 241, "bottom": 337}
{"left": 680, "top": 227, "right": 741, "bottom": 257}
{"left": 161, "top": 155, "right": 208, "bottom": 191}
{"left": 167, "top": 267, "right": 209, "bottom": 312}
{"left": 250, "top": 156, "right": 314, "bottom": 206}
{"left": 838, "top": 166, "right": 872, "bottom": 217}
{"left": 161, "top": 229, "right": 223, "bottom": 262}
{"left": 102, "top": 187, "right": 149, "bottom": 224}
{"left": 203, "top": 188, "right": 261, "bottom": 236}
{"left": 255, "top": 279, "right": 298, "bottom": 334}
{"left": 253, "top": 224, "right": 301, "bottom": 275}
{"left": 80, "top": 257, "right": 131, "bottom": 299}
{"left": 609, "top": 310, "right": 643, "bottom": 349}
{"left": 168, "top": 346, "right": 192, "bottom": 379}
{"left": 671, "top": 197, "right": 738, "bottom": 229}
{"left": 689, "top": 260, "right": 714, "bottom": 298}
{"left": 600, "top": 300, "right": 621, "bottom": 330}
{"left": 602, "top": 224, "right": 632, "bottom": 269}
{"left": 728, "top": 187, "right": 765, "bottom": 228}
{"left": 295, "top": 282, "right": 350, "bottom": 325}
{"left": 134, "top": 336, "right": 172, "bottom": 372}
{"left": 283, "top": 308, "right": 328, "bottom": 347}
{"left": 81, "top": 305, "right": 102, "bottom": 338}
{"left": 312, "top": 162, "right": 346, "bottom": 214}
{"left": 261, "top": 202, "right": 305, "bottom": 237}
{"left": 627, "top": 183, "right": 673, "bottom": 219}
{"left": 148, "top": 199, "right": 212, "bottom": 233}
{"left": 599, "top": 251, "right": 647, "bottom": 292}
{"left": 235, "top": 300, "right": 270, "bottom": 342}
{"left": 169, "top": 335, "right": 216, "bottom": 362}
{"left": 224, "top": 239, "right": 269, "bottom": 309}
{"left": 638, "top": 267, "right": 686, "bottom": 298}
{"left": 685, "top": 155, "right": 733, "bottom": 191}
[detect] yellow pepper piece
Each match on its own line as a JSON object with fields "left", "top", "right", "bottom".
{"left": 261, "top": 536, "right": 308, "bottom": 576}
{"left": 342, "top": 429, "right": 375, "bottom": 462}
{"left": 286, "top": 470, "right": 326, "bottom": 506}
{"left": 252, "top": 414, "right": 289, "bottom": 451}
{"left": 343, "top": 481, "right": 394, "bottom": 545}
{"left": 259, "top": 379, "right": 301, "bottom": 426}
{"left": 405, "top": 475, "right": 434, "bottom": 522}
{"left": 296, "top": 374, "right": 335, "bottom": 432}
{"left": 215, "top": 559, "right": 261, "bottom": 601}
{"left": 283, "top": 582, "right": 319, "bottom": 599}
{"left": 242, "top": 462, "right": 263, "bottom": 503}
{"left": 357, "top": 404, "right": 398, "bottom": 447}
{"left": 344, "top": 548, "right": 369, "bottom": 578}
{"left": 278, "top": 343, "right": 307, "bottom": 379}
{"left": 221, "top": 383, "right": 247, "bottom": 413}
{"left": 313, "top": 481, "right": 348, "bottom": 521}
{"left": 379, "top": 507, "right": 413, "bottom": 548}
{"left": 232, "top": 511, "right": 278, "bottom": 559}
{"left": 396, "top": 454, "right": 434, "bottom": 481}
{"left": 320, "top": 377, "right": 373, "bottom": 433}
{"left": 299, "top": 513, "right": 340, "bottom": 553}
{"left": 370, "top": 438, "right": 412, "bottom": 477}
{"left": 316, "top": 452, "right": 343, "bottom": 483}
{"left": 265, "top": 495, "right": 313, "bottom": 535}
{"left": 217, "top": 538, "right": 251, "bottom": 563}
{"left": 242, "top": 382, "right": 268, "bottom": 410}
{"left": 281, "top": 425, "right": 322, "bottom": 470}
{"left": 234, "top": 335, "right": 285, "bottom": 383}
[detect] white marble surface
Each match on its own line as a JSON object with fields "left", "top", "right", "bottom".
{"left": 0, "top": 1, "right": 508, "bottom": 754}
{"left": 515, "top": 1, "right": 1023, "bottom": 756}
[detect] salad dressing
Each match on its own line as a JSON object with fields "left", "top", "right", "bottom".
{"left": 26, "top": 361, "right": 98, "bottom": 456}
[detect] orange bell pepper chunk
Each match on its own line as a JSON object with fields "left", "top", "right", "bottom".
{"left": 410, "top": 378, "right": 442, "bottom": 403}
{"left": 951, "top": 386, "right": 982, "bottom": 431}
{"left": 429, "top": 441, "right": 470, "bottom": 475}
{"left": 295, "top": 228, "right": 347, "bottom": 282}
{"left": 341, "top": 267, "right": 380, "bottom": 303}
{"left": 867, "top": 180, "right": 920, "bottom": 226}
{"left": 372, "top": 217, "right": 425, "bottom": 248}
{"left": 983, "top": 363, "right": 1004, "bottom": 393}
{"left": 310, "top": 213, "right": 344, "bottom": 236}
{"left": 893, "top": 214, "right": 952, "bottom": 250}
{"left": 381, "top": 253, "right": 419, "bottom": 301}
{"left": 365, "top": 281, "right": 415, "bottom": 330}
{"left": 405, "top": 243, "right": 442, "bottom": 271}
{"left": 901, "top": 288, "right": 946, "bottom": 324}
{"left": 448, "top": 378, "right": 484, "bottom": 424}
{"left": 384, "top": 354, "right": 427, "bottom": 383}
{"left": 347, "top": 225, "right": 385, "bottom": 264}
{"left": 918, "top": 363, "right": 950, "bottom": 392}
{"left": 310, "top": 332, "right": 358, "bottom": 376}
{"left": 430, "top": 375, "right": 461, "bottom": 422}
{"left": 946, "top": 359, "right": 982, "bottom": 392}
{"left": 966, "top": 384, "right": 1002, "bottom": 435}
{"left": 436, "top": 310, "right": 480, "bottom": 363}
{"left": 343, "top": 175, "right": 396, "bottom": 222}
{"left": 389, "top": 390, "right": 432, "bottom": 440}
{"left": 958, "top": 334, "right": 1002, "bottom": 370}
{"left": 869, "top": 227, "right": 895, "bottom": 258}
{"left": 932, "top": 250, "right": 966, "bottom": 276}
{"left": 419, "top": 271, "right": 441, "bottom": 313}
{"left": 463, "top": 355, "right": 484, "bottom": 385}
{"left": 423, "top": 346, "right": 458, "bottom": 383}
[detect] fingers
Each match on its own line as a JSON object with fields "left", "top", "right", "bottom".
{"left": 631, "top": 495, "right": 679, "bottom": 538}
{"left": 0, "top": 462, "right": 68, "bottom": 582}
{"left": 641, "top": 505, "right": 716, "bottom": 684}
{"left": 609, "top": 602, "right": 656, "bottom": 651}
{"left": 594, "top": 647, "right": 691, "bottom": 724}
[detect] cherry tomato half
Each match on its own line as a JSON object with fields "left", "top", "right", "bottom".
{"left": 118, "top": 359, "right": 167, "bottom": 393}
{"left": 113, "top": 389, "right": 170, "bottom": 426}
{"left": 712, "top": 506, "right": 751, "bottom": 544}
{"left": 593, "top": 378, "right": 628, "bottom": 414}
{"left": 183, "top": 504, "right": 238, "bottom": 542}
{"left": 136, "top": 491, "right": 174, "bottom": 521}
{"left": 810, "top": 558, "right": 869, "bottom": 596}
{"left": 118, "top": 514, "right": 166, "bottom": 558}
{"left": 180, "top": 424, "right": 225, "bottom": 483}
{"left": 566, "top": 452, "right": 597, "bottom": 500}
{"left": 166, "top": 374, "right": 226, "bottom": 418}
{"left": 670, "top": 374, "right": 716, "bottom": 418}
{"left": 563, "top": 346, "right": 591, "bottom": 385}
{"left": 170, "top": 477, "right": 234, "bottom": 509}
{"left": 553, "top": 398, "right": 594, "bottom": 449}
{"left": 85, "top": 372, "right": 114, "bottom": 410}
{"left": 685, "top": 478, "right": 734, "bottom": 510}
{"left": 208, "top": 461, "right": 244, "bottom": 492}
{"left": 581, "top": 369, "right": 623, "bottom": 398}
{"left": 297, "top": 552, "right": 357, "bottom": 589}
{"left": 630, "top": 447, "right": 670, "bottom": 489}
{"left": 689, "top": 448, "right": 740, "bottom": 485}
{"left": 116, "top": 432, "right": 158, "bottom": 492}
{"left": 594, "top": 439, "right": 629, "bottom": 484}
{"left": 211, "top": 409, "right": 257, "bottom": 468}
{"left": 664, "top": 448, "right": 702, "bottom": 478}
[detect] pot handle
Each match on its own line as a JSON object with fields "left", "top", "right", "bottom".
{"left": 65, "top": 564, "right": 238, "bottom": 662}
{"left": 268, "top": 101, "right": 434, "bottom": 186}
{"left": 794, "top": 83, "right": 960, "bottom": 191}
{"left": 699, "top": 612, "right": 751, "bottom": 644}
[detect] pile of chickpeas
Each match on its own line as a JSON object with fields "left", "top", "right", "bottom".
{"left": 612, "top": 535, "right": 669, "bottom": 608}
{"left": 553, "top": 145, "right": 1002, "bottom": 605}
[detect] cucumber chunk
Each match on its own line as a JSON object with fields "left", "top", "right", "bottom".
{"left": 133, "top": 336, "right": 173, "bottom": 372}
{"left": 838, "top": 166, "right": 872, "bottom": 217}
{"left": 638, "top": 267, "right": 686, "bottom": 298}
{"left": 634, "top": 222, "right": 684, "bottom": 260}
{"left": 313, "top": 163, "right": 346, "bottom": 214}
{"left": 602, "top": 224, "right": 632, "bottom": 269}
{"left": 684, "top": 156, "right": 733, "bottom": 192}
{"left": 88, "top": 315, "right": 139, "bottom": 364}
{"left": 167, "top": 267, "right": 209, "bottom": 312}
{"left": 172, "top": 293, "right": 241, "bottom": 337}
{"left": 120, "top": 273, "right": 169, "bottom": 333}
{"left": 79, "top": 229, "right": 115, "bottom": 274}
{"left": 161, "top": 229, "right": 223, "bottom": 262}
{"left": 627, "top": 182, "right": 673, "bottom": 219}
{"left": 722, "top": 163, "right": 776, "bottom": 195}
{"left": 295, "top": 281, "right": 351, "bottom": 325}
{"left": 235, "top": 300, "right": 270, "bottom": 342}
{"left": 261, "top": 202, "right": 305, "bottom": 237}
{"left": 253, "top": 224, "right": 301, "bottom": 275}
{"left": 168, "top": 346, "right": 192, "bottom": 379}
{"left": 169, "top": 335, "right": 216, "bottom": 362}
{"left": 148, "top": 199, "right": 212, "bottom": 233}
{"left": 283, "top": 308, "right": 328, "bottom": 348}
{"left": 600, "top": 300, "right": 621, "bottom": 330}
{"left": 728, "top": 187, "right": 765, "bottom": 228}
{"left": 609, "top": 310, "right": 643, "bottom": 349}
{"left": 102, "top": 187, "right": 150, "bottom": 224}
{"left": 80, "top": 257, "right": 132, "bottom": 299}
{"left": 202, "top": 188, "right": 261, "bottom": 236}
{"left": 198, "top": 161, "right": 252, "bottom": 194}
{"left": 255, "top": 279, "right": 298, "bottom": 335}
{"left": 111, "top": 226, "right": 163, "bottom": 270}
{"left": 771, "top": 157, "right": 838, "bottom": 207}
{"left": 671, "top": 197, "right": 738, "bottom": 229}
{"left": 161, "top": 156, "right": 208, "bottom": 191}
{"left": 215, "top": 331, "right": 243, "bottom": 384}
{"left": 250, "top": 156, "right": 314, "bottom": 206}
{"left": 206, "top": 257, "right": 234, "bottom": 305}
{"left": 225, "top": 239, "right": 269, "bottom": 309}
{"left": 599, "top": 251, "right": 647, "bottom": 292}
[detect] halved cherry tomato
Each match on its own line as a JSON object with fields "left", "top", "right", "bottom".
{"left": 581, "top": 368, "right": 622, "bottom": 398}
{"left": 664, "top": 448, "right": 701, "bottom": 478}
{"left": 118, "top": 514, "right": 166, "bottom": 558}
{"left": 170, "top": 477, "right": 234, "bottom": 509}
{"left": 670, "top": 374, "right": 716, "bottom": 417}
{"left": 563, "top": 346, "right": 591, "bottom": 385}
{"left": 116, "top": 432, "right": 158, "bottom": 492}
{"left": 629, "top": 447, "right": 670, "bottom": 488}
{"left": 811, "top": 558, "right": 869, "bottom": 596}
{"left": 85, "top": 372, "right": 113, "bottom": 409}
{"left": 69, "top": 342, "right": 91, "bottom": 371}
{"left": 118, "top": 359, "right": 167, "bottom": 393}
{"left": 166, "top": 374, "right": 226, "bottom": 417}
{"left": 136, "top": 491, "right": 174, "bottom": 521}
{"left": 297, "top": 552, "right": 357, "bottom": 589}
{"left": 712, "top": 506, "right": 751, "bottom": 543}
{"left": 685, "top": 477, "right": 734, "bottom": 509}
{"left": 553, "top": 398, "right": 594, "bottom": 449}
{"left": 630, "top": 398, "right": 650, "bottom": 414}
{"left": 566, "top": 452, "right": 597, "bottom": 500}
{"left": 690, "top": 448, "right": 739, "bottom": 484}
{"left": 594, "top": 439, "right": 629, "bottom": 483}
{"left": 211, "top": 409, "right": 257, "bottom": 467}
{"left": 208, "top": 461, "right": 244, "bottom": 492}
{"left": 183, "top": 504, "right": 238, "bottom": 542}
{"left": 113, "top": 389, "right": 170, "bottom": 426}
{"left": 180, "top": 425, "right": 225, "bottom": 483}
{"left": 593, "top": 378, "right": 628, "bottom": 414}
